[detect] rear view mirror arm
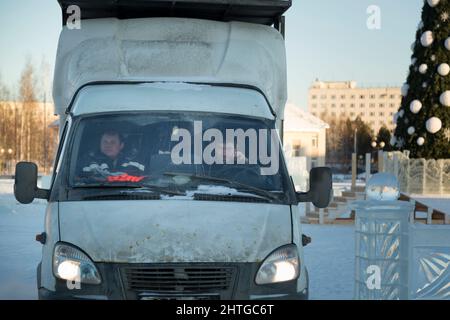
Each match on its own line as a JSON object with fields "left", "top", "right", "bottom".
{"left": 296, "top": 191, "right": 311, "bottom": 203}
{"left": 35, "top": 188, "right": 50, "bottom": 200}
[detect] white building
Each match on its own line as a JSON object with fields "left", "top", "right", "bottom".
{"left": 283, "top": 103, "right": 329, "bottom": 173}
{"left": 308, "top": 80, "right": 402, "bottom": 134}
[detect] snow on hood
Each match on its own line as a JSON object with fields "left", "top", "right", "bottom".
{"left": 58, "top": 200, "right": 292, "bottom": 263}
{"left": 53, "top": 18, "right": 287, "bottom": 118}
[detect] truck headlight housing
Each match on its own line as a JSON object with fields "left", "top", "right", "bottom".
{"left": 53, "top": 243, "right": 101, "bottom": 285}
{"left": 255, "top": 244, "right": 299, "bottom": 285}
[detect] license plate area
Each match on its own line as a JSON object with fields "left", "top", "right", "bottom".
{"left": 139, "top": 293, "right": 220, "bottom": 300}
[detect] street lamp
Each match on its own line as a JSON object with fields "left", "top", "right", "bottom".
{"left": 371, "top": 141, "right": 385, "bottom": 173}
{"left": 371, "top": 141, "right": 386, "bottom": 150}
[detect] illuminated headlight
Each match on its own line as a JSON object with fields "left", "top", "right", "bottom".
{"left": 53, "top": 243, "right": 101, "bottom": 285}
{"left": 255, "top": 244, "right": 299, "bottom": 285}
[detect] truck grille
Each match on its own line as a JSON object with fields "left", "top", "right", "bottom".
{"left": 122, "top": 265, "right": 236, "bottom": 293}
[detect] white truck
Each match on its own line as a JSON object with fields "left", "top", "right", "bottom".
{"left": 14, "top": 0, "right": 332, "bottom": 300}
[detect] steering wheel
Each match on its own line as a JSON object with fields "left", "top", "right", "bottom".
{"left": 212, "top": 165, "right": 263, "bottom": 185}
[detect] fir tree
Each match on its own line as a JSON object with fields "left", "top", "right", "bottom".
{"left": 392, "top": 0, "right": 450, "bottom": 159}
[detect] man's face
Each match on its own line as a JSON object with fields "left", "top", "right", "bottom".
{"left": 100, "top": 133, "right": 124, "bottom": 159}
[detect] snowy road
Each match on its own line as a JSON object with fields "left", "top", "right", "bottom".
{"left": 0, "top": 180, "right": 43, "bottom": 299}
{"left": 302, "top": 224, "right": 354, "bottom": 299}
{"left": 0, "top": 179, "right": 355, "bottom": 300}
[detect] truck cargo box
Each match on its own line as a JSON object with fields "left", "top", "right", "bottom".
{"left": 53, "top": 17, "right": 287, "bottom": 119}
{"left": 58, "top": 0, "right": 291, "bottom": 26}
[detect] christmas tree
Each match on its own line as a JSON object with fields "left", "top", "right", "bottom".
{"left": 392, "top": 0, "right": 450, "bottom": 159}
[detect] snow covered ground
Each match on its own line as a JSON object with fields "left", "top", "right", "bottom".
{"left": 0, "top": 179, "right": 43, "bottom": 299}
{"left": 302, "top": 224, "right": 355, "bottom": 300}
{"left": 0, "top": 178, "right": 355, "bottom": 300}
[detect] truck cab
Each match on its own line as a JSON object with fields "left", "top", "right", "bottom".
{"left": 14, "top": 0, "right": 332, "bottom": 300}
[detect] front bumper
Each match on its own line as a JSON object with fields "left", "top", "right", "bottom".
{"left": 38, "top": 262, "right": 308, "bottom": 300}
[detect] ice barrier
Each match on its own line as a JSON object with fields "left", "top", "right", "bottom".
{"left": 352, "top": 173, "right": 450, "bottom": 300}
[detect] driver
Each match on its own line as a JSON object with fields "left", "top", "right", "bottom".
{"left": 79, "top": 129, "right": 145, "bottom": 180}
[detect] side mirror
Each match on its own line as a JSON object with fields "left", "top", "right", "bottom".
{"left": 14, "top": 162, "right": 49, "bottom": 204}
{"left": 296, "top": 167, "right": 332, "bottom": 208}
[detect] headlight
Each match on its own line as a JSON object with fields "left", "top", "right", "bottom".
{"left": 255, "top": 244, "right": 299, "bottom": 285}
{"left": 53, "top": 243, "right": 101, "bottom": 285}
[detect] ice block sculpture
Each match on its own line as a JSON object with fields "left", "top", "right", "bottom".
{"left": 353, "top": 173, "right": 414, "bottom": 300}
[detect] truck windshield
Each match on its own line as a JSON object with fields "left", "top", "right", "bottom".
{"left": 68, "top": 112, "right": 291, "bottom": 202}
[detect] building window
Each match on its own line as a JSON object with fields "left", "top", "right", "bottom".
{"left": 360, "top": 112, "right": 365, "bottom": 116}
{"left": 312, "top": 104, "right": 317, "bottom": 108}
{"left": 390, "top": 103, "right": 395, "bottom": 108}
{"left": 350, "top": 103, "right": 355, "bottom": 108}
{"left": 351, "top": 95, "right": 356, "bottom": 99}
{"left": 370, "top": 94, "right": 375, "bottom": 99}
{"left": 379, "top": 103, "right": 384, "bottom": 108}
{"left": 341, "top": 95, "right": 346, "bottom": 99}
{"left": 340, "top": 103, "right": 345, "bottom": 108}
{"left": 370, "top": 112, "right": 375, "bottom": 116}
{"left": 320, "top": 95, "right": 327, "bottom": 99}
{"left": 311, "top": 157, "right": 318, "bottom": 168}
{"left": 331, "top": 95, "right": 336, "bottom": 99}
{"left": 350, "top": 112, "right": 355, "bottom": 117}
{"left": 293, "top": 144, "right": 301, "bottom": 157}
{"left": 379, "top": 112, "right": 384, "bottom": 116}
{"left": 331, "top": 104, "right": 336, "bottom": 108}
{"left": 370, "top": 103, "right": 375, "bottom": 108}
{"left": 331, "top": 112, "right": 336, "bottom": 116}
{"left": 312, "top": 95, "right": 317, "bottom": 99}
{"left": 390, "top": 94, "right": 396, "bottom": 99}
{"left": 360, "top": 95, "right": 365, "bottom": 99}
{"left": 312, "top": 112, "right": 317, "bottom": 117}
{"left": 360, "top": 103, "right": 365, "bottom": 108}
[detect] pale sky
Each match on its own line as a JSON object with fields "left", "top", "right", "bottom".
{"left": 0, "top": 0, "right": 423, "bottom": 107}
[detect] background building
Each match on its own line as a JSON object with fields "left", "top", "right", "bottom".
{"left": 308, "top": 80, "right": 401, "bottom": 134}
{"left": 283, "top": 103, "right": 329, "bottom": 190}
{"left": 283, "top": 103, "right": 329, "bottom": 170}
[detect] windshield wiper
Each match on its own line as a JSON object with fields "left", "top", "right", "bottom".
{"left": 73, "top": 183, "right": 184, "bottom": 196}
{"left": 163, "top": 172, "right": 280, "bottom": 202}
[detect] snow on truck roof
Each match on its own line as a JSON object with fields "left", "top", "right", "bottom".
{"left": 71, "top": 83, "right": 275, "bottom": 119}
{"left": 53, "top": 17, "right": 287, "bottom": 118}
{"left": 57, "top": 0, "right": 292, "bottom": 26}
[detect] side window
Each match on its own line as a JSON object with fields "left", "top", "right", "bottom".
{"left": 51, "top": 118, "right": 71, "bottom": 188}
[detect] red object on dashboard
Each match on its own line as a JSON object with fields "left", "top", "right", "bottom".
{"left": 106, "top": 174, "right": 145, "bottom": 183}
